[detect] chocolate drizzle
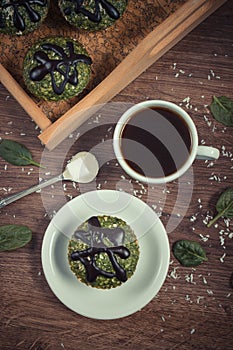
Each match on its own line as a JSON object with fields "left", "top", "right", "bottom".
{"left": 29, "top": 41, "right": 92, "bottom": 95}
{"left": 0, "top": 0, "right": 47, "bottom": 31}
{"left": 63, "top": 0, "right": 120, "bottom": 23}
{"left": 71, "top": 216, "right": 130, "bottom": 283}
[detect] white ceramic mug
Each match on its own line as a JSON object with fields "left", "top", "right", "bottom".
{"left": 113, "top": 100, "right": 219, "bottom": 184}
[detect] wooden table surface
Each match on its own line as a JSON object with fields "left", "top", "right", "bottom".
{"left": 0, "top": 1, "right": 233, "bottom": 349}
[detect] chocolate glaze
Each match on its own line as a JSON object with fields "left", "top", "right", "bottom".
{"left": 71, "top": 217, "right": 130, "bottom": 283}
{"left": 63, "top": 0, "right": 120, "bottom": 23}
{"left": 0, "top": 0, "right": 47, "bottom": 31}
{"left": 29, "top": 41, "right": 92, "bottom": 95}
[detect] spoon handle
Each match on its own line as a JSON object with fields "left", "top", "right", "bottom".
{"left": 0, "top": 174, "right": 63, "bottom": 209}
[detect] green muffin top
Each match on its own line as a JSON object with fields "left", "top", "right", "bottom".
{"left": 59, "top": 0, "right": 128, "bottom": 31}
{"left": 68, "top": 215, "right": 140, "bottom": 289}
{"left": 0, "top": 0, "right": 50, "bottom": 35}
{"left": 23, "top": 36, "right": 92, "bottom": 101}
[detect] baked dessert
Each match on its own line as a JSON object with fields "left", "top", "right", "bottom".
{"left": 0, "top": 0, "right": 50, "bottom": 35}
{"left": 23, "top": 36, "right": 92, "bottom": 101}
{"left": 58, "top": 0, "right": 128, "bottom": 31}
{"left": 68, "top": 215, "right": 140, "bottom": 289}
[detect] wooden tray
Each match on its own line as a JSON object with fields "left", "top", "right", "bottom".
{"left": 0, "top": 0, "right": 227, "bottom": 150}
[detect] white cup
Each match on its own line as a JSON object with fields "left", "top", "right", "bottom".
{"left": 113, "top": 100, "right": 219, "bottom": 184}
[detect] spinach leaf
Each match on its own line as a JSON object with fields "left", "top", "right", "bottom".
{"left": 0, "top": 139, "right": 41, "bottom": 167}
{"left": 0, "top": 224, "right": 32, "bottom": 251}
{"left": 210, "top": 96, "right": 233, "bottom": 126}
{"left": 173, "top": 239, "right": 208, "bottom": 267}
{"left": 207, "top": 187, "right": 233, "bottom": 227}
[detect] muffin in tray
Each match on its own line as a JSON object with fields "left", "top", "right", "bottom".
{"left": 23, "top": 36, "right": 92, "bottom": 101}
{"left": 0, "top": 0, "right": 50, "bottom": 35}
{"left": 59, "top": 0, "right": 128, "bottom": 31}
{"left": 68, "top": 215, "right": 140, "bottom": 289}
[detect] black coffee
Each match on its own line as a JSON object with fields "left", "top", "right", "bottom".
{"left": 120, "top": 107, "right": 192, "bottom": 178}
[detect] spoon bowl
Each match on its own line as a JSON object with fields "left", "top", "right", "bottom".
{"left": 0, "top": 152, "right": 99, "bottom": 209}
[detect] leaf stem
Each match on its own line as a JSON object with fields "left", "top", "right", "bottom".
{"left": 213, "top": 95, "right": 227, "bottom": 111}
{"left": 30, "top": 159, "right": 45, "bottom": 168}
{"left": 22, "top": 156, "right": 45, "bottom": 168}
{"left": 207, "top": 212, "right": 223, "bottom": 227}
{"left": 190, "top": 251, "right": 208, "bottom": 262}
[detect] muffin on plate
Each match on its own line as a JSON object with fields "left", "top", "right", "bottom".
{"left": 58, "top": 0, "right": 128, "bottom": 31}
{"left": 23, "top": 36, "right": 92, "bottom": 101}
{"left": 0, "top": 0, "right": 50, "bottom": 35}
{"left": 68, "top": 215, "right": 140, "bottom": 289}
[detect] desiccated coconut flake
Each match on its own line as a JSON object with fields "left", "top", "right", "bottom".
{"left": 185, "top": 273, "right": 196, "bottom": 284}
{"left": 190, "top": 215, "right": 197, "bottom": 222}
{"left": 199, "top": 274, "right": 208, "bottom": 285}
{"left": 203, "top": 213, "right": 213, "bottom": 225}
{"left": 196, "top": 296, "right": 204, "bottom": 304}
{"left": 224, "top": 218, "right": 230, "bottom": 228}
{"left": 210, "top": 69, "right": 215, "bottom": 77}
{"left": 183, "top": 96, "right": 190, "bottom": 103}
{"left": 220, "top": 253, "right": 226, "bottom": 263}
{"left": 199, "top": 233, "right": 210, "bottom": 242}
{"left": 185, "top": 295, "right": 192, "bottom": 303}
{"left": 219, "top": 235, "right": 225, "bottom": 246}
{"left": 168, "top": 267, "right": 180, "bottom": 280}
{"left": 206, "top": 289, "right": 214, "bottom": 295}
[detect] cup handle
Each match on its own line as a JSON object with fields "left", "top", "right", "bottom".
{"left": 196, "top": 145, "right": 220, "bottom": 160}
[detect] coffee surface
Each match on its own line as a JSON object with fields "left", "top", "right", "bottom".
{"left": 120, "top": 107, "right": 192, "bottom": 178}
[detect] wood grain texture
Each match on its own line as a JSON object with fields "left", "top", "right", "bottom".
{"left": 0, "top": 0, "right": 186, "bottom": 121}
{"left": 40, "top": 0, "right": 228, "bottom": 149}
{"left": 0, "top": 1, "right": 233, "bottom": 350}
{"left": 0, "top": 64, "right": 51, "bottom": 131}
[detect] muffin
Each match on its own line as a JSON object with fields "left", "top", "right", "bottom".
{"left": 0, "top": 0, "right": 50, "bottom": 35}
{"left": 68, "top": 215, "right": 140, "bottom": 289}
{"left": 58, "top": 0, "right": 128, "bottom": 31}
{"left": 23, "top": 36, "right": 92, "bottom": 101}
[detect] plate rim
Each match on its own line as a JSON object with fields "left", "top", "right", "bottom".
{"left": 41, "top": 189, "right": 170, "bottom": 319}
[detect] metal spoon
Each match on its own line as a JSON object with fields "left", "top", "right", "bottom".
{"left": 0, "top": 152, "right": 99, "bottom": 209}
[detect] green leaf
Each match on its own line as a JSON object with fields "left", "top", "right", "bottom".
{"left": 0, "top": 139, "right": 42, "bottom": 167}
{"left": 173, "top": 239, "right": 208, "bottom": 267}
{"left": 210, "top": 96, "right": 233, "bottom": 126}
{"left": 207, "top": 187, "right": 233, "bottom": 227}
{"left": 0, "top": 225, "right": 32, "bottom": 251}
